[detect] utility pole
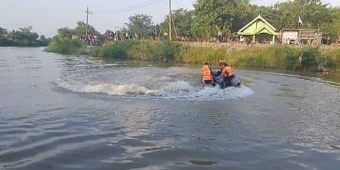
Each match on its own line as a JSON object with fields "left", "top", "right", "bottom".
{"left": 168, "top": 0, "right": 172, "bottom": 41}
{"left": 85, "top": 7, "right": 92, "bottom": 39}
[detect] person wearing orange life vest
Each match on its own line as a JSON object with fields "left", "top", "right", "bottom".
{"left": 201, "top": 62, "right": 213, "bottom": 84}
{"left": 219, "top": 61, "right": 235, "bottom": 87}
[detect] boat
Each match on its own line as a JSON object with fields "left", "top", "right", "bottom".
{"left": 202, "top": 68, "right": 241, "bottom": 88}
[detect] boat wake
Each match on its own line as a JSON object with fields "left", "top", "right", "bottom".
{"left": 54, "top": 58, "right": 254, "bottom": 100}
{"left": 55, "top": 78, "right": 254, "bottom": 101}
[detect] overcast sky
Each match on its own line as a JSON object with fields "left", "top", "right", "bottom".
{"left": 1, "top": 0, "right": 339, "bottom": 37}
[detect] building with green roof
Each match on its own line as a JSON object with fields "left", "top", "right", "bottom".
{"left": 238, "top": 15, "right": 279, "bottom": 44}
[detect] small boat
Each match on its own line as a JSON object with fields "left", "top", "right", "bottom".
{"left": 202, "top": 68, "right": 241, "bottom": 89}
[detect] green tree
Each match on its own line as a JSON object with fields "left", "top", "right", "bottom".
{"left": 10, "top": 26, "right": 39, "bottom": 46}
{"left": 56, "top": 27, "right": 74, "bottom": 39}
{"left": 0, "top": 27, "right": 7, "bottom": 35}
{"left": 38, "top": 35, "right": 49, "bottom": 46}
{"left": 268, "top": 0, "right": 332, "bottom": 29}
{"left": 0, "top": 26, "right": 48, "bottom": 46}
{"left": 320, "top": 8, "right": 340, "bottom": 41}
{"left": 46, "top": 27, "right": 86, "bottom": 54}
{"left": 251, "top": 5, "right": 282, "bottom": 29}
{"left": 295, "top": 0, "right": 331, "bottom": 28}
{"left": 191, "top": 0, "right": 252, "bottom": 39}
{"left": 160, "top": 8, "right": 194, "bottom": 38}
{"left": 126, "top": 14, "right": 153, "bottom": 39}
{"left": 0, "top": 27, "right": 10, "bottom": 46}
{"left": 74, "top": 21, "right": 99, "bottom": 38}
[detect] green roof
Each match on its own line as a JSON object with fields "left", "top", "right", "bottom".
{"left": 238, "top": 15, "right": 279, "bottom": 36}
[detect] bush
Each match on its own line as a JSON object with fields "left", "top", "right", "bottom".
{"left": 318, "top": 56, "right": 337, "bottom": 69}
{"left": 95, "top": 41, "right": 138, "bottom": 59}
{"left": 225, "top": 46, "right": 287, "bottom": 69}
{"left": 322, "top": 48, "right": 340, "bottom": 69}
{"left": 179, "top": 46, "right": 226, "bottom": 64}
{"left": 283, "top": 46, "right": 301, "bottom": 70}
{"left": 46, "top": 37, "right": 86, "bottom": 55}
{"left": 158, "top": 41, "right": 181, "bottom": 61}
{"left": 300, "top": 46, "right": 318, "bottom": 69}
{"left": 91, "top": 40, "right": 181, "bottom": 62}
{"left": 127, "top": 40, "right": 152, "bottom": 60}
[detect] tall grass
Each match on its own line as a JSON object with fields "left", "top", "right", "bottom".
{"left": 179, "top": 45, "right": 226, "bottom": 64}
{"left": 45, "top": 37, "right": 86, "bottom": 55}
{"left": 322, "top": 48, "right": 340, "bottom": 69}
{"left": 181, "top": 45, "right": 339, "bottom": 71}
{"left": 180, "top": 45, "right": 312, "bottom": 70}
{"left": 224, "top": 46, "right": 287, "bottom": 69}
{"left": 91, "top": 40, "right": 180, "bottom": 62}
{"left": 51, "top": 39, "right": 339, "bottom": 71}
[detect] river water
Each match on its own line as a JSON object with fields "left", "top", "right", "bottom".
{"left": 0, "top": 47, "right": 340, "bottom": 170}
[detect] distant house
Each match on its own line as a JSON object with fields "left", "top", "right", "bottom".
{"left": 238, "top": 15, "right": 279, "bottom": 44}
{"left": 281, "top": 29, "right": 322, "bottom": 45}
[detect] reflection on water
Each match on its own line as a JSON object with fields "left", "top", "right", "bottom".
{"left": 0, "top": 47, "right": 340, "bottom": 170}
{"left": 272, "top": 85, "right": 304, "bottom": 99}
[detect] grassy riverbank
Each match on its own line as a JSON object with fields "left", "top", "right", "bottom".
{"left": 46, "top": 39, "right": 340, "bottom": 71}
{"left": 90, "top": 40, "right": 340, "bottom": 71}
{"left": 45, "top": 38, "right": 86, "bottom": 55}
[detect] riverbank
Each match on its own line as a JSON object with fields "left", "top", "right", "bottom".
{"left": 46, "top": 40, "right": 340, "bottom": 71}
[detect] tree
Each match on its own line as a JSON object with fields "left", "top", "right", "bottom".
{"left": 74, "top": 21, "right": 99, "bottom": 38}
{"left": 38, "top": 35, "right": 49, "bottom": 46}
{"left": 46, "top": 27, "right": 85, "bottom": 54}
{"left": 56, "top": 27, "right": 74, "bottom": 39}
{"left": 191, "top": 0, "right": 253, "bottom": 39}
{"left": 126, "top": 14, "right": 153, "bottom": 39}
{"left": 160, "top": 8, "right": 194, "bottom": 38}
{"left": 299, "top": 0, "right": 332, "bottom": 28}
{"left": 264, "top": 0, "right": 332, "bottom": 29}
{"left": 320, "top": 8, "right": 340, "bottom": 41}
{"left": 0, "top": 27, "right": 7, "bottom": 35}
{"left": 0, "top": 26, "right": 49, "bottom": 46}
{"left": 0, "top": 27, "right": 10, "bottom": 46}
{"left": 157, "top": 0, "right": 335, "bottom": 41}
{"left": 251, "top": 5, "right": 281, "bottom": 29}
{"left": 10, "top": 26, "right": 39, "bottom": 46}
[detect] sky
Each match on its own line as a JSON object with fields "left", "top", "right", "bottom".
{"left": 1, "top": 0, "right": 340, "bottom": 37}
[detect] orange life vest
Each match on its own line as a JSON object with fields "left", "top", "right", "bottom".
{"left": 222, "top": 66, "right": 234, "bottom": 77}
{"left": 201, "top": 65, "right": 213, "bottom": 81}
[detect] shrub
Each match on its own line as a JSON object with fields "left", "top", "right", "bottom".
{"left": 318, "top": 56, "right": 337, "bottom": 69}
{"left": 91, "top": 40, "right": 181, "bottom": 62}
{"left": 283, "top": 46, "right": 301, "bottom": 70}
{"left": 322, "top": 48, "right": 340, "bottom": 68}
{"left": 45, "top": 37, "right": 86, "bottom": 55}
{"left": 128, "top": 40, "right": 153, "bottom": 60}
{"left": 300, "top": 46, "right": 318, "bottom": 69}
{"left": 157, "top": 41, "right": 181, "bottom": 61}
{"left": 179, "top": 46, "right": 226, "bottom": 64}
{"left": 92, "top": 41, "right": 138, "bottom": 59}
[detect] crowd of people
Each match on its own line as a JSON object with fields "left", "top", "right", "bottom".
{"left": 82, "top": 29, "right": 171, "bottom": 46}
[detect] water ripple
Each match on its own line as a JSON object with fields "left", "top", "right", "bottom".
{"left": 1, "top": 48, "right": 340, "bottom": 170}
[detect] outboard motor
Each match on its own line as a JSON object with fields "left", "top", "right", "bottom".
{"left": 231, "top": 76, "right": 241, "bottom": 87}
